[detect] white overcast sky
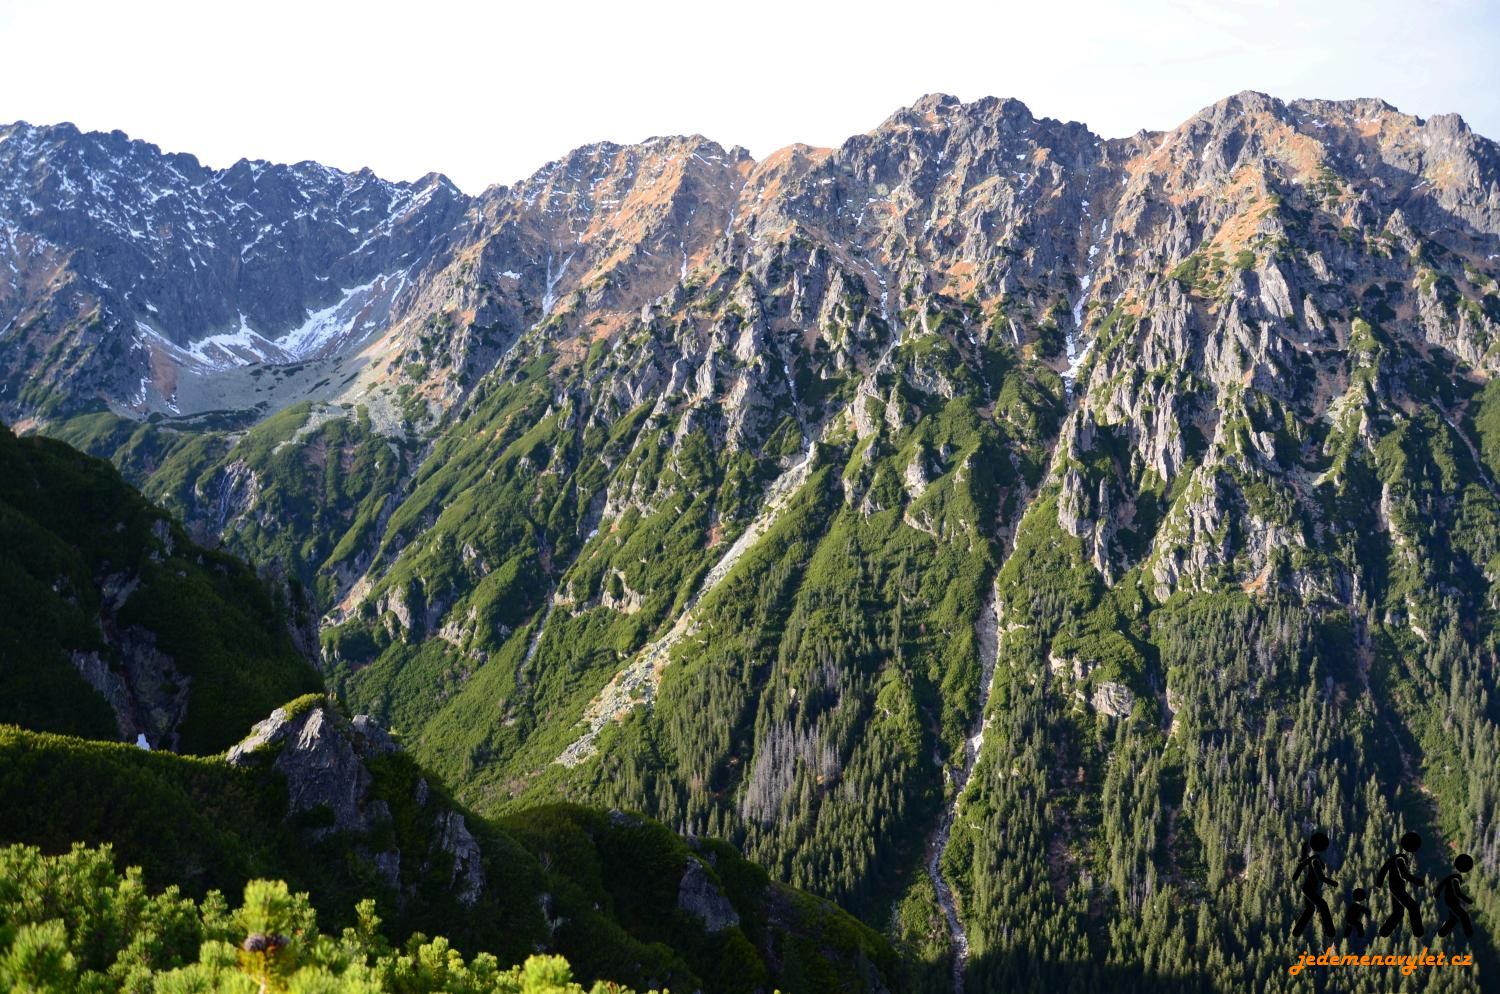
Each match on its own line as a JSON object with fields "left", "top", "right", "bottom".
{"left": 1, "top": 0, "right": 1496, "bottom": 193}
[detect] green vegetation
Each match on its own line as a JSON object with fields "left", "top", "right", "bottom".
{"left": 0, "top": 843, "right": 667, "bottom": 993}
{"left": 53, "top": 403, "right": 414, "bottom": 610}
{"left": 0, "top": 723, "right": 539, "bottom": 961}
{"left": 0, "top": 418, "right": 898, "bottom": 992}
{"left": 1168, "top": 249, "right": 1242, "bottom": 296}
{"left": 0, "top": 723, "right": 896, "bottom": 994}
{"left": 13, "top": 160, "right": 1500, "bottom": 994}
{"left": 0, "top": 425, "right": 320, "bottom": 753}
{"left": 928, "top": 329, "right": 1500, "bottom": 991}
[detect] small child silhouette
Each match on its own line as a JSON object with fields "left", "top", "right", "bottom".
{"left": 1435, "top": 854, "right": 1476, "bottom": 938}
{"left": 1343, "top": 887, "right": 1371, "bottom": 938}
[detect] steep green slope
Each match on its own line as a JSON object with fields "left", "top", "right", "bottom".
{"left": 936, "top": 140, "right": 1500, "bottom": 990}
{"left": 16, "top": 92, "right": 1500, "bottom": 993}
{"left": 300, "top": 290, "right": 1065, "bottom": 961}
{"left": 0, "top": 424, "right": 321, "bottom": 753}
{"left": 0, "top": 720, "right": 897, "bottom": 993}
{"left": 48, "top": 403, "right": 412, "bottom": 610}
{"left": 0, "top": 426, "right": 900, "bottom": 993}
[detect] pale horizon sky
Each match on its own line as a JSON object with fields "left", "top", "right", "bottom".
{"left": 1, "top": 0, "right": 1497, "bottom": 194}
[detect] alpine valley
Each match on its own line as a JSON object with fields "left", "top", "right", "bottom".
{"left": 2, "top": 90, "right": 1499, "bottom": 993}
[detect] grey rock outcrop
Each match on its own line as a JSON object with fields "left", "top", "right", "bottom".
{"left": 227, "top": 701, "right": 391, "bottom": 841}
{"left": 228, "top": 699, "right": 487, "bottom": 905}
{"left": 1091, "top": 681, "right": 1136, "bottom": 719}
{"left": 677, "top": 858, "right": 740, "bottom": 933}
{"left": 69, "top": 632, "right": 189, "bottom": 751}
{"left": 434, "top": 810, "right": 485, "bottom": 908}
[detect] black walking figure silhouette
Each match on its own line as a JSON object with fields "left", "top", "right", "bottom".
{"left": 1291, "top": 832, "right": 1337, "bottom": 937}
{"left": 1436, "top": 854, "right": 1476, "bottom": 938}
{"left": 1342, "top": 887, "right": 1371, "bottom": 938}
{"left": 1377, "top": 831, "right": 1425, "bottom": 938}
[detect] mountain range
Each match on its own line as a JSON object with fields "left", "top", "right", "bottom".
{"left": 2, "top": 90, "right": 1499, "bottom": 992}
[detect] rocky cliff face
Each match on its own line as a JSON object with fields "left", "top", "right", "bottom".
{"left": 5, "top": 92, "right": 1499, "bottom": 991}
{"left": 1040, "top": 91, "right": 1499, "bottom": 618}
{"left": 6, "top": 94, "right": 1494, "bottom": 431}
{"left": 0, "top": 120, "right": 466, "bottom": 422}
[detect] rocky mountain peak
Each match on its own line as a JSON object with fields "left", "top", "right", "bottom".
{"left": 7, "top": 93, "right": 1499, "bottom": 992}
{"left": 0, "top": 119, "right": 471, "bottom": 421}
{"left": 875, "top": 92, "right": 1039, "bottom": 135}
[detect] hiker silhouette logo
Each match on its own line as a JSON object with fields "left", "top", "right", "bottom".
{"left": 1342, "top": 888, "right": 1370, "bottom": 938}
{"left": 1436, "top": 854, "right": 1476, "bottom": 938}
{"left": 1291, "top": 832, "right": 1337, "bottom": 937}
{"left": 1376, "top": 832, "right": 1425, "bottom": 938}
{"left": 1291, "top": 830, "right": 1482, "bottom": 944}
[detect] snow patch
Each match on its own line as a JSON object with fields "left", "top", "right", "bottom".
{"left": 541, "top": 251, "right": 574, "bottom": 317}
{"left": 183, "top": 313, "right": 291, "bottom": 368}
{"left": 1064, "top": 217, "right": 1110, "bottom": 400}
{"left": 276, "top": 273, "right": 398, "bottom": 357}
{"left": 137, "top": 272, "right": 406, "bottom": 371}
